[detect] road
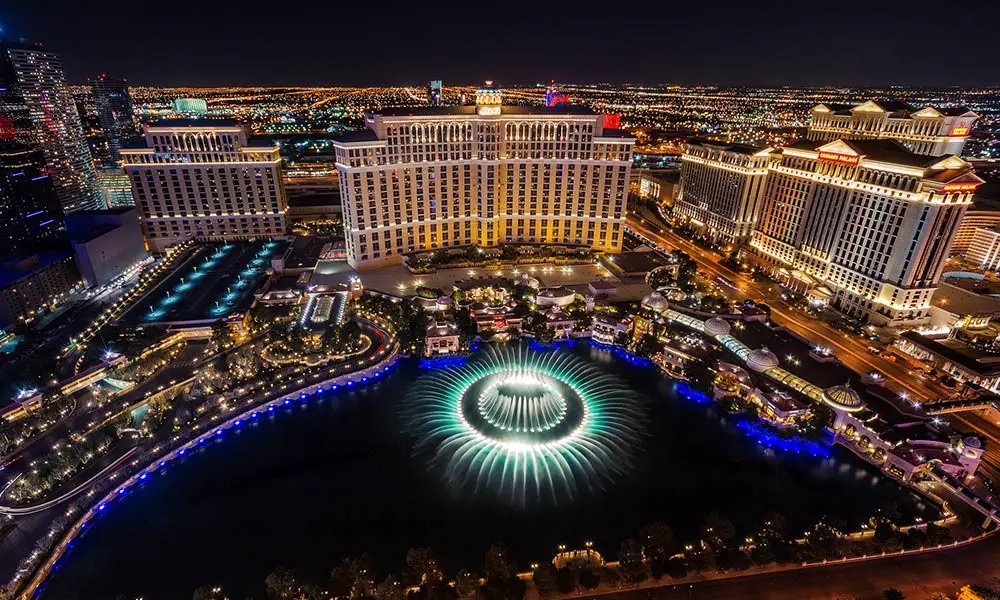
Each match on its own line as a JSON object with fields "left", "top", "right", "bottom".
{"left": 626, "top": 211, "right": 952, "bottom": 404}
{"left": 586, "top": 535, "right": 1000, "bottom": 600}
{"left": 627, "top": 210, "right": 1000, "bottom": 491}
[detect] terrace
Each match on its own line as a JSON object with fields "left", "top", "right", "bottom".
{"left": 122, "top": 240, "right": 289, "bottom": 326}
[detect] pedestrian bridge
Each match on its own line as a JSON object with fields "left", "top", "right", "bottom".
{"left": 925, "top": 398, "right": 999, "bottom": 415}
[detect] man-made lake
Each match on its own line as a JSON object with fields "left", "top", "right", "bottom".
{"left": 41, "top": 342, "right": 937, "bottom": 599}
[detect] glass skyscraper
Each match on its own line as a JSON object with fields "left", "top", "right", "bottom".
{"left": 91, "top": 74, "right": 139, "bottom": 163}
{"left": 0, "top": 39, "right": 102, "bottom": 213}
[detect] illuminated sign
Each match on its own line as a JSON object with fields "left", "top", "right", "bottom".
{"left": 818, "top": 151, "right": 859, "bottom": 165}
{"left": 942, "top": 182, "right": 979, "bottom": 192}
{"left": 950, "top": 126, "right": 970, "bottom": 136}
{"left": 603, "top": 114, "right": 621, "bottom": 129}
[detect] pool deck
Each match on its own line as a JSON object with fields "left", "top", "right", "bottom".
{"left": 121, "top": 240, "right": 288, "bottom": 326}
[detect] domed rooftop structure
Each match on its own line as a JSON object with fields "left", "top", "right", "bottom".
{"left": 822, "top": 383, "right": 864, "bottom": 412}
{"left": 746, "top": 347, "right": 779, "bottom": 372}
{"left": 641, "top": 291, "right": 669, "bottom": 313}
{"left": 703, "top": 317, "right": 731, "bottom": 337}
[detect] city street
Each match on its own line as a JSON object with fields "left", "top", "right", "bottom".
{"left": 626, "top": 211, "right": 953, "bottom": 404}
{"left": 626, "top": 209, "right": 1000, "bottom": 496}
{"left": 577, "top": 534, "right": 1000, "bottom": 599}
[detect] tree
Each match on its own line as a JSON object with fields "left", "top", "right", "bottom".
{"left": 192, "top": 586, "right": 227, "bottom": 600}
{"left": 484, "top": 542, "right": 517, "bottom": 582}
{"left": 639, "top": 521, "right": 676, "bottom": 568}
{"left": 483, "top": 543, "right": 524, "bottom": 600}
{"left": 800, "top": 404, "right": 833, "bottom": 438}
{"left": 578, "top": 566, "right": 601, "bottom": 591}
{"left": 531, "top": 563, "right": 558, "bottom": 596}
{"left": 210, "top": 319, "right": 233, "bottom": 351}
{"left": 633, "top": 333, "right": 660, "bottom": 358}
{"left": 454, "top": 570, "right": 481, "bottom": 600}
{"left": 664, "top": 557, "right": 687, "bottom": 579}
{"left": 617, "top": 538, "right": 647, "bottom": 584}
{"left": 330, "top": 554, "right": 376, "bottom": 599}
{"left": 882, "top": 589, "right": 905, "bottom": 600}
{"left": 375, "top": 576, "right": 405, "bottom": 600}
{"left": 555, "top": 567, "right": 576, "bottom": 594}
{"left": 406, "top": 547, "right": 444, "bottom": 586}
{"left": 266, "top": 567, "right": 301, "bottom": 599}
{"left": 702, "top": 513, "right": 737, "bottom": 551}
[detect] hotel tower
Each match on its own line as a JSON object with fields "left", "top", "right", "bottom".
{"left": 333, "top": 83, "right": 635, "bottom": 269}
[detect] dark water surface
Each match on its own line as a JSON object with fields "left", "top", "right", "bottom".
{"left": 41, "top": 343, "right": 936, "bottom": 599}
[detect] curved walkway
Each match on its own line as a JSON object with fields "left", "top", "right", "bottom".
{"left": 13, "top": 316, "right": 400, "bottom": 600}
{"left": 0, "top": 448, "right": 138, "bottom": 516}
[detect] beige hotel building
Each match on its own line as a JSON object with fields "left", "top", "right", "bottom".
{"left": 673, "top": 140, "right": 771, "bottom": 246}
{"left": 676, "top": 100, "right": 982, "bottom": 327}
{"left": 807, "top": 100, "right": 978, "bottom": 157}
{"left": 332, "top": 84, "right": 635, "bottom": 269}
{"left": 122, "top": 119, "right": 288, "bottom": 252}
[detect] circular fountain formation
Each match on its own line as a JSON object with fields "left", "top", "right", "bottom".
{"left": 405, "top": 345, "right": 643, "bottom": 505}
{"left": 462, "top": 369, "right": 585, "bottom": 444}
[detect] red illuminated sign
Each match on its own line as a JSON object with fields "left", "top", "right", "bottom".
{"left": 0, "top": 115, "right": 14, "bottom": 141}
{"left": 818, "top": 151, "right": 860, "bottom": 165}
{"left": 942, "top": 182, "right": 979, "bottom": 192}
{"left": 603, "top": 114, "right": 621, "bottom": 129}
{"left": 950, "top": 126, "right": 970, "bottom": 136}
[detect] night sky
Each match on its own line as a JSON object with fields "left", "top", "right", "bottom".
{"left": 4, "top": 0, "right": 1000, "bottom": 87}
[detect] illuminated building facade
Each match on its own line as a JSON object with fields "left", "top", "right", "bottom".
{"left": 968, "top": 227, "right": 1000, "bottom": 271}
{"left": 427, "top": 80, "right": 443, "bottom": 106}
{"left": 90, "top": 74, "right": 139, "bottom": 162}
{"left": 122, "top": 119, "right": 288, "bottom": 252}
{"left": 807, "top": 100, "right": 978, "bottom": 157}
{"left": 0, "top": 40, "right": 101, "bottom": 213}
{"left": 0, "top": 143, "right": 64, "bottom": 256}
{"left": 952, "top": 205, "right": 1000, "bottom": 256}
{"left": 0, "top": 251, "right": 81, "bottom": 326}
{"left": 673, "top": 140, "right": 770, "bottom": 245}
{"left": 750, "top": 138, "right": 982, "bottom": 326}
{"left": 96, "top": 167, "right": 134, "bottom": 208}
{"left": 333, "top": 84, "right": 634, "bottom": 269}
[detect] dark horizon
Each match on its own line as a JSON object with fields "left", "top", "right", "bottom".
{"left": 4, "top": 0, "right": 1000, "bottom": 88}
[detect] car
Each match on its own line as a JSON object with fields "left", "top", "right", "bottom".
{"left": 867, "top": 346, "right": 881, "bottom": 354}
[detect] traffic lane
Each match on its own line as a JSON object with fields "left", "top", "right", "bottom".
{"left": 626, "top": 536, "right": 1000, "bottom": 600}
{"left": 626, "top": 220, "right": 948, "bottom": 402}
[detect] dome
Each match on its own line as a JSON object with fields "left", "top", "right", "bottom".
{"left": 703, "top": 317, "right": 731, "bottom": 337}
{"left": 641, "top": 291, "right": 670, "bottom": 313}
{"left": 822, "top": 383, "right": 863, "bottom": 412}
{"left": 746, "top": 347, "right": 779, "bottom": 372}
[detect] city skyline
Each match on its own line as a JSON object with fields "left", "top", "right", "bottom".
{"left": 5, "top": 1, "right": 1000, "bottom": 87}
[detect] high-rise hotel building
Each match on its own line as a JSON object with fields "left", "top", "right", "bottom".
{"left": 121, "top": 119, "right": 288, "bottom": 252}
{"left": 673, "top": 140, "right": 771, "bottom": 246}
{"left": 807, "top": 100, "right": 978, "bottom": 157}
{"left": 0, "top": 39, "right": 102, "bottom": 213}
{"left": 332, "top": 84, "right": 634, "bottom": 269}
{"left": 674, "top": 100, "right": 982, "bottom": 327}
{"left": 750, "top": 136, "right": 981, "bottom": 326}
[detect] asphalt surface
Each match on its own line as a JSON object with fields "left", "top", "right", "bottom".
{"left": 588, "top": 535, "right": 1000, "bottom": 600}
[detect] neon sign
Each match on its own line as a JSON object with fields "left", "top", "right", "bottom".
{"left": 818, "top": 151, "right": 859, "bottom": 165}
{"left": 942, "top": 182, "right": 979, "bottom": 192}
{"left": 950, "top": 126, "right": 970, "bottom": 136}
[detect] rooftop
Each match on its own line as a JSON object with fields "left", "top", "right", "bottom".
{"left": 0, "top": 250, "right": 73, "bottom": 288}
{"left": 687, "top": 138, "right": 766, "bottom": 155}
{"left": 785, "top": 138, "right": 949, "bottom": 169}
{"left": 331, "top": 129, "right": 380, "bottom": 143}
{"left": 599, "top": 128, "right": 636, "bottom": 139}
{"left": 374, "top": 104, "right": 597, "bottom": 117}
{"left": 932, "top": 278, "right": 1000, "bottom": 318}
{"left": 900, "top": 331, "right": 1000, "bottom": 376}
{"left": 147, "top": 118, "right": 241, "bottom": 129}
